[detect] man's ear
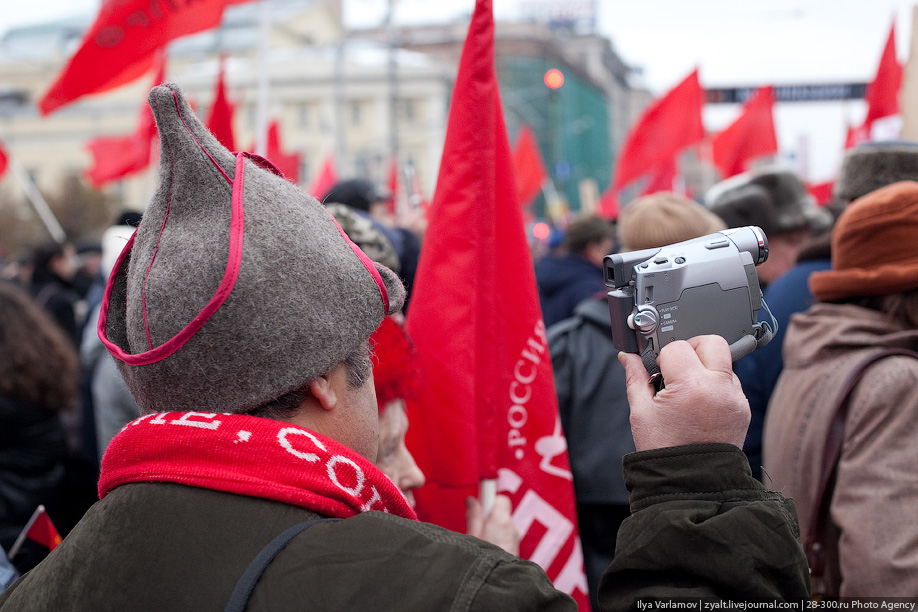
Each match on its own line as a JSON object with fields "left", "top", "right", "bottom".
{"left": 308, "top": 371, "right": 338, "bottom": 412}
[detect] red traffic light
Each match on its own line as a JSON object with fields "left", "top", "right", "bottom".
{"left": 544, "top": 69, "right": 564, "bottom": 89}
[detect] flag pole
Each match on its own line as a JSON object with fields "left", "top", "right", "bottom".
{"left": 254, "top": 0, "right": 271, "bottom": 157}
{"left": 9, "top": 160, "right": 66, "bottom": 243}
{"left": 6, "top": 506, "right": 45, "bottom": 560}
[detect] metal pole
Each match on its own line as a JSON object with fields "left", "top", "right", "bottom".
{"left": 254, "top": 0, "right": 271, "bottom": 157}
{"left": 387, "top": 0, "right": 399, "bottom": 168}
{"left": 9, "top": 159, "right": 66, "bottom": 243}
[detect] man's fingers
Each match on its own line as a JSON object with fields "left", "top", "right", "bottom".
{"left": 618, "top": 351, "right": 655, "bottom": 411}
{"left": 685, "top": 335, "right": 734, "bottom": 374}
{"left": 465, "top": 496, "right": 483, "bottom": 538}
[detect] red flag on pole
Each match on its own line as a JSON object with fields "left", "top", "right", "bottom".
{"left": 307, "top": 154, "right": 339, "bottom": 199}
{"left": 6, "top": 506, "right": 62, "bottom": 560}
{"left": 710, "top": 86, "right": 778, "bottom": 177}
{"left": 864, "top": 22, "right": 902, "bottom": 127}
{"left": 512, "top": 124, "right": 548, "bottom": 207}
{"left": 602, "top": 69, "right": 705, "bottom": 217}
{"left": 0, "top": 140, "right": 8, "bottom": 180}
{"left": 38, "top": 0, "right": 255, "bottom": 116}
{"left": 84, "top": 56, "right": 165, "bottom": 187}
{"left": 386, "top": 157, "right": 399, "bottom": 216}
{"left": 206, "top": 57, "right": 236, "bottom": 152}
{"left": 265, "top": 121, "right": 300, "bottom": 184}
{"left": 404, "top": 0, "right": 589, "bottom": 606}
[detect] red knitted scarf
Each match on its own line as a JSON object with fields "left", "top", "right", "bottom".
{"left": 99, "top": 412, "right": 417, "bottom": 521}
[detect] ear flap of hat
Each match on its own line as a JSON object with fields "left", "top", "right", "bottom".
{"left": 100, "top": 83, "right": 404, "bottom": 415}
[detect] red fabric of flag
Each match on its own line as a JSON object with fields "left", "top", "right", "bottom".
{"left": 386, "top": 157, "right": 399, "bottom": 216}
{"left": 308, "top": 154, "right": 339, "bottom": 199}
{"left": 604, "top": 69, "right": 705, "bottom": 216}
{"left": 512, "top": 124, "right": 548, "bottom": 207}
{"left": 806, "top": 180, "right": 836, "bottom": 207}
{"left": 711, "top": 86, "right": 778, "bottom": 178}
{"left": 640, "top": 156, "right": 678, "bottom": 195}
{"left": 254, "top": 121, "right": 300, "bottom": 184}
{"left": 84, "top": 57, "right": 164, "bottom": 186}
{"left": 206, "top": 58, "right": 236, "bottom": 152}
{"left": 39, "top": 0, "right": 254, "bottom": 116}
{"left": 864, "top": 23, "right": 902, "bottom": 127}
{"left": 27, "top": 507, "right": 62, "bottom": 551}
{"left": 404, "top": 0, "right": 589, "bottom": 606}
{"left": 0, "top": 140, "right": 8, "bottom": 179}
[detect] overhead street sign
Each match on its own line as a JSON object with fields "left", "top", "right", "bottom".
{"left": 706, "top": 83, "right": 868, "bottom": 104}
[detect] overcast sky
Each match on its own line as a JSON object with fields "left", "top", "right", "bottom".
{"left": 4, "top": 0, "right": 918, "bottom": 181}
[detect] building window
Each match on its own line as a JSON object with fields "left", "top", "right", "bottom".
{"left": 401, "top": 99, "right": 415, "bottom": 123}
{"left": 298, "top": 103, "right": 309, "bottom": 127}
{"left": 350, "top": 101, "right": 361, "bottom": 126}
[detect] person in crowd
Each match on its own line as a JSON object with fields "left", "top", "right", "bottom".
{"left": 0, "top": 85, "right": 807, "bottom": 610}
{"left": 548, "top": 192, "right": 726, "bottom": 608}
{"left": 0, "top": 282, "right": 79, "bottom": 574}
{"left": 763, "top": 181, "right": 918, "bottom": 597}
{"left": 71, "top": 242, "right": 103, "bottom": 301}
{"left": 28, "top": 241, "right": 82, "bottom": 347}
{"left": 732, "top": 142, "right": 918, "bottom": 481}
{"left": 324, "top": 178, "right": 422, "bottom": 313}
{"left": 369, "top": 316, "right": 518, "bottom": 555}
{"left": 82, "top": 219, "right": 143, "bottom": 459}
{"left": 706, "top": 165, "right": 831, "bottom": 289}
{"left": 534, "top": 213, "right": 615, "bottom": 328}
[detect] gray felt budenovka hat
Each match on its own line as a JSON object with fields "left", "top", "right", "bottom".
{"left": 99, "top": 84, "right": 404, "bottom": 414}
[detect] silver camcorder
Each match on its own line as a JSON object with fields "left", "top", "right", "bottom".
{"left": 604, "top": 226, "right": 776, "bottom": 374}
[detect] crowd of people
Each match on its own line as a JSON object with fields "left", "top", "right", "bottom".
{"left": 0, "top": 81, "right": 915, "bottom": 607}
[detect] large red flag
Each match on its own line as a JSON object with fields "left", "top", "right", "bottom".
{"left": 308, "top": 154, "right": 339, "bottom": 199}
{"left": 84, "top": 57, "right": 165, "bottom": 187}
{"left": 265, "top": 121, "right": 300, "bottom": 184}
{"left": 603, "top": 69, "right": 705, "bottom": 216}
{"left": 640, "top": 156, "right": 678, "bottom": 195}
{"left": 404, "top": 0, "right": 588, "bottom": 606}
{"left": 512, "top": 124, "right": 548, "bottom": 207}
{"left": 206, "top": 58, "right": 236, "bottom": 152}
{"left": 710, "top": 86, "right": 778, "bottom": 177}
{"left": 39, "top": 0, "right": 255, "bottom": 116}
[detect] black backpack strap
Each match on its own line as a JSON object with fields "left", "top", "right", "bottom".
{"left": 225, "top": 518, "right": 340, "bottom": 612}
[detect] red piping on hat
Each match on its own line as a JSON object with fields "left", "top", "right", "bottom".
{"left": 98, "top": 151, "right": 248, "bottom": 366}
{"left": 140, "top": 150, "right": 176, "bottom": 349}
{"left": 327, "top": 213, "right": 390, "bottom": 314}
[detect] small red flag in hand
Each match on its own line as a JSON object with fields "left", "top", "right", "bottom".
{"left": 6, "top": 506, "right": 62, "bottom": 560}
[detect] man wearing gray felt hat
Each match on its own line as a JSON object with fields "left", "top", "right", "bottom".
{"left": 0, "top": 84, "right": 809, "bottom": 610}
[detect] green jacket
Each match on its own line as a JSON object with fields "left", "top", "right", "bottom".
{"left": 0, "top": 444, "right": 808, "bottom": 610}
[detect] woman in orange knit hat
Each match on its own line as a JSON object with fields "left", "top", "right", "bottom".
{"left": 763, "top": 180, "right": 918, "bottom": 597}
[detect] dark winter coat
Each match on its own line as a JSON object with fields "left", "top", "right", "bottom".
{"left": 0, "top": 445, "right": 809, "bottom": 609}
{"left": 534, "top": 253, "right": 605, "bottom": 328}
{"left": 548, "top": 296, "right": 634, "bottom": 505}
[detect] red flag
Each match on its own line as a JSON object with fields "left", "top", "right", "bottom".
{"left": 806, "top": 180, "right": 836, "bottom": 206}
{"left": 512, "top": 124, "right": 548, "bottom": 206}
{"left": 206, "top": 57, "right": 236, "bottom": 152}
{"left": 39, "top": 0, "right": 255, "bottom": 116}
{"left": 404, "top": 0, "right": 589, "bottom": 606}
{"left": 640, "top": 156, "right": 678, "bottom": 195}
{"left": 255, "top": 121, "right": 300, "bottom": 184}
{"left": 386, "top": 157, "right": 399, "bottom": 216}
{"left": 710, "top": 86, "right": 778, "bottom": 177}
{"left": 7, "top": 506, "right": 62, "bottom": 560}
{"left": 0, "top": 140, "right": 8, "bottom": 179}
{"left": 84, "top": 56, "right": 165, "bottom": 187}
{"left": 308, "top": 154, "right": 339, "bottom": 199}
{"left": 864, "top": 22, "right": 901, "bottom": 127}
{"left": 597, "top": 186, "right": 620, "bottom": 220}
{"left": 604, "top": 69, "right": 705, "bottom": 216}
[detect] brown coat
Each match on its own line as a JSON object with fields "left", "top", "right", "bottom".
{"left": 763, "top": 302, "right": 918, "bottom": 596}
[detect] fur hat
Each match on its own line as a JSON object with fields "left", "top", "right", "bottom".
{"left": 810, "top": 181, "right": 918, "bottom": 301}
{"left": 833, "top": 140, "right": 918, "bottom": 203}
{"left": 705, "top": 166, "right": 832, "bottom": 238}
{"left": 324, "top": 179, "right": 388, "bottom": 213}
{"left": 618, "top": 192, "right": 726, "bottom": 251}
{"left": 325, "top": 203, "right": 400, "bottom": 273}
{"left": 99, "top": 84, "right": 404, "bottom": 415}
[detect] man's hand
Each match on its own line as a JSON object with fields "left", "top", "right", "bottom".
{"left": 619, "top": 335, "right": 750, "bottom": 452}
{"left": 466, "top": 495, "right": 520, "bottom": 556}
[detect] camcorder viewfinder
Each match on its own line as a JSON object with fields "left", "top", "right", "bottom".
{"left": 604, "top": 226, "right": 777, "bottom": 379}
